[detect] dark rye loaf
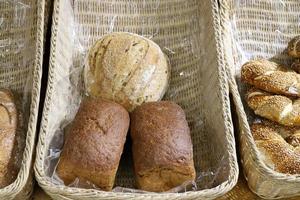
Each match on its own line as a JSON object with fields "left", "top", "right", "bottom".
{"left": 56, "top": 98, "right": 129, "bottom": 191}
{"left": 130, "top": 101, "right": 196, "bottom": 192}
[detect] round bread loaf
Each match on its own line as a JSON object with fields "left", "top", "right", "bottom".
{"left": 130, "top": 101, "right": 196, "bottom": 192}
{"left": 85, "top": 32, "right": 170, "bottom": 111}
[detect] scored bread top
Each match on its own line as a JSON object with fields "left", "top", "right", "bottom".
{"left": 85, "top": 32, "right": 170, "bottom": 112}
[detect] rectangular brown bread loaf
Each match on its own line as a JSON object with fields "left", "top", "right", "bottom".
{"left": 0, "top": 89, "right": 19, "bottom": 187}
{"left": 130, "top": 101, "right": 196, "bottom": 192}
{"left": 56, "top": 98, "right": 130, "bottom": 191}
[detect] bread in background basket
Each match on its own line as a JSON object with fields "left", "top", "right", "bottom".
{"left": 289, "top": 36, "right": 300, "bottom": 75}
{"left": 0, "top": 89, "right": 20, "bottom": 187}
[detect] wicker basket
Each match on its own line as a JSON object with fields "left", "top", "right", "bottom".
{"left": 34, "top": 0, "right": 238, "bottom": 199}
{"left": 216, "top": 0, "right": 300, "bottom": 199}
{"left": 0, "top": 0, "right": 45, "bottom": 199}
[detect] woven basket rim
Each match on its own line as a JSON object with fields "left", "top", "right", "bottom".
{"left": 218, "top": 0, "right": 300, "bottom": 183}
{"left": 0, "top": 0, "right": 45, "bottom": 198}
{"left": 34, "top": 0, "right": 239, "bottom": 198}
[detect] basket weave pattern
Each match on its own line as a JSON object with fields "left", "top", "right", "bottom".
{"left": 0, "top": 0, "right": 45, "bottom": 199}
{"left": 35, "top": 0, "right": 238, "bottom": 199}
{"left": 217, "top": 0, "right": 300, "bottom": 198}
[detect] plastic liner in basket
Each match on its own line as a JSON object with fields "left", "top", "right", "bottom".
{"left": 219, "top": 0, "right": 300, "bottom": 198}
{"left": 42, "top": 0, "right": 231, "bottom": 194}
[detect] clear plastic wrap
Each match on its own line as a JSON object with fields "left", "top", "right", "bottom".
{"left": 44, "top": 0, "right": 231, "bottom": 193}
{"left": 228, "top": 1, "right": 299, "bottom": 89}
{"left": 0, "top": 0, "right": 36, "bottom": 185}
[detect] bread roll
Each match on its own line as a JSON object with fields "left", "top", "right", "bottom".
{"left": 130, "top": 101, "right": 196, "bottom": 192}
{"left": 246, "top": 87, "right": 300, "bottom": 126}
{"left": 288, "top": 35, "right": 300, "bottom": 58}
{"left": 253, "top": 119, "right": 300, "bottom": 150}
{"left": 56, "top": 98, "right": 130, "bottom": 191}
{"left": 251, "top": 120, "right": 300, "bottom": 174}
{"left": 241, "top": 59, "right": 300, "bottom": 97}
{"left": 0, "top": 89, "right": 19, "bottom": 187}
{"left": 85, "top": 32, "right": 170, "bottom": 111}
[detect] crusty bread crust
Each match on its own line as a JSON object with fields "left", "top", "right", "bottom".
{"left": 246, "top": 87, "right": 300, "bottom": 126}
{"left": 0, "top": 89, "right": 19, "bottom": 187}
{"left": 130, "top": 101, "right": 196, "bottom": 192}
{"left": 251, "top": 120, "right": 300, "bottom": 174}
{"left": 56, "top": 98, "right": 130, "bottom": 191}
{"left": 241, "top": 59, "right": 300, "bottom": 97}
{"left": 85, "top": 32, "right": 170, "bottom": 112}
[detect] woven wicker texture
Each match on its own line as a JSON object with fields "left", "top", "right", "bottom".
{"left": 31, "top": 174, "right": 300, "bottom": 200}
{"left": 0, "top": 0, "right": 45, "bottom": 199}
{"left": 217, "top": 0, "right": 300, "bottom": 199}
{"left": 217, "top": 174, "right": 300, "bottom": 200}
{"left": 0, "top": 1, "right": 36, "bottom": 92}
{"left": 34, "top": 0, "right": 238, "bottom": 199}
{"left": 31, "top": 175, "right": 300, "bottom": 200}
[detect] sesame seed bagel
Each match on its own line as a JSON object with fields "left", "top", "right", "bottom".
{"left": 251, "top": 120, "right": 300, "bottom": 174}
{"left": 241, "top": 59, "right": 300, "bottom": 97}
{"left": 246, "top": 87, "right": 300, "bottom": 126}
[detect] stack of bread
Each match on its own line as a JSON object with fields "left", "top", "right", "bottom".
{"left": 241, "top": 35, "right": 300, "bottom": 174}
{"left": 56, "top": 32, "right": 196, "bottom": 192}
